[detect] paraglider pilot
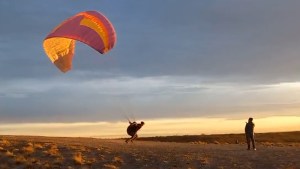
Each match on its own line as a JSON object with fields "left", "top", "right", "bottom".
{"left": 125, "top": 121, "right": 145, "bottom": 143}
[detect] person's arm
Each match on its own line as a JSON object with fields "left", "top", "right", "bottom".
{"left": 129, "top": 121, "right": 137, "bottom": 125}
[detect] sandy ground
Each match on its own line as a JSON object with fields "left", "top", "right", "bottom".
{"left": 0, "top": 136, "right": 299, "bottom": 169}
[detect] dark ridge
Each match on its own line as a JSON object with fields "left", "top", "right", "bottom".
{"left": 138, "top": 131, "right": 300, "bottom": 144}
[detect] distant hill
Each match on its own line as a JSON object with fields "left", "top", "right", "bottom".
{"left": 138, "top": 131, "right": 300, "bottom": 144}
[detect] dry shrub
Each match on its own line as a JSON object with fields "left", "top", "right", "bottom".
{"left": 30, "top": 157, "right": 38, "bottom": 164}
{"left": 73, "top": 152, "right": 84, "bottom": 165}
{"left": 44, "top": 144, "right": 60, "bottom": 157}
{"left": 275, "top": 143, "right": 284, "bottom": 147}
{"left": 104, "top": 149, "right": 111, "bottom": 154}
{"left": 26, "top": 142, "right": 33, "bottom": 147}
{"left": 213, "top": 140, "right": 220, "bottom": 144}
{"left": 78, "top": 146, "right": 87, "bottom": 151}
{"left": 90, "top": 157, "right": 97, "bottom": 163}
{"left": 103, "top": 164, "right": 118, "bottom": 169}
{"left": 283, "top": 166, "right": 298, "bottom": 169}
{"left": 85, "top": 160, "right": 93, "bottom": 166}
{"left": 287, "top": 143, "right": 300, "bottom": 147}
{"left": 24, "top": 163, "right": 33, "bottom": 169}
{"left": 84, "top": 157, "right": 97, "bottom": 166}
{"left": 14, "top": 155, "right": 27, "bottom": 164}
{"left": 200, "top": 141, "right": 207, "bottom": 144}
{"left": 192, "top": 141, "right": 207, "bottom": 145}
{"left": 5, "top": 150, "right": 14, "bottom": 157}
{"left": 70, "top": 145, "right": 86, "bottom": 151}
{"left": 183, "top": 154, "right": 192, "bottom": 159}
{"left": 97, "top": 147, "right": 104, "bottom": 151}
{"left": 69, "top": 145, "right": 78, "bottom": 150}
{"left": 99, "top": 154, "right": 105, "bottom": 161}
{"left": 43, "top": 163, "right": 51, "bottom": 168}
{"left": 112, "top": 156, "right": 124, "bottom": 164}
{"left": 0, "top": 146, "right": 6, "bottom": 152}
{"left": 13, "top": 148, "right": 20, "bottom": 153}
{"left": 34, "top": 143, "right": 44, "bottom": 149}
{"left": 50, "top": 144, "right": 58, "bottom": 149}
{"left": 0, "top": 164, "right": 10, "bottom": 169}
{"left": 0, "top": 139, "right": 11, "bottom": 146}
{"left": 53, "top": 158, "right": 64, "bottom": 166}
{"left": 261, "top": 142, "right": 274, "bottom": 146}
{"left": 199, "top": 156, "right": 209, "bottom": 165}
{"left": 23, "top": 145, "right": 35, "bottom": 154}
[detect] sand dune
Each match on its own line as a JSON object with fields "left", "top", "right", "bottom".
{"left": 0, "top": 133, "right": 299, "bottom": 169}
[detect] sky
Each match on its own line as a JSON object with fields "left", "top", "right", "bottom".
{"left": 0, "top": 1, "right": 300, "bottom": 137}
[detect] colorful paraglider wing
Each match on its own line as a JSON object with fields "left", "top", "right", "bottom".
{"left": 43, "top": 11, "right": 117, "bottom": 72}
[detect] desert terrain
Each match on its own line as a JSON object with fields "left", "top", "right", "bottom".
{"left": 0, "top": 131, "right": 299, "bottom": 169}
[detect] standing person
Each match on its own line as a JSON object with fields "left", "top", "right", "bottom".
{"left": 245, "top": 117, "right": 256, "bottom": 150}
{"left": 125, "top": 121, "right": 145, "bottom": 143}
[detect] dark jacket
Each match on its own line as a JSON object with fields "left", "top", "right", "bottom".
{"left": 127, "top": 122, "right": 143, "bottom": 136}
{"left": 245, "top": 122, "right": 255, "bottom": 134}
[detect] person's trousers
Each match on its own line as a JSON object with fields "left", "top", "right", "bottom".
{"left": 246, "top": 133, "right": 255, "bottom": 149}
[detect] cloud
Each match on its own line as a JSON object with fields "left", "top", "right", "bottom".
{"left": 1, "top": 74, "right": 300, "bottom": 123}
{"left": 2, "top": 1, "right": 300, "bottom": 83}
{"left": 1, "top": 1, "right": 300, "bottom": 125}
{"left": 111, "top": 0, "right": 300, "bottom": 83}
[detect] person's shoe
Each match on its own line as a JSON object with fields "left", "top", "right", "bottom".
{"left": 253, "top": 148, "right": 256, "bottom": 151}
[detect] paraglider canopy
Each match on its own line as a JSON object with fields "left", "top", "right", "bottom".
{"left": 43, "top": 11, "right": 117, "bottom": 72}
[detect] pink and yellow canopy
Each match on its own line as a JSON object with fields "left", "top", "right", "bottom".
{"left": 43, "top": 11, "right": 117, "bottom": 72}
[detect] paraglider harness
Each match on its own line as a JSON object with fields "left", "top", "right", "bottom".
{"left": 126, "top": 121, "right": 144, "bottom": 136}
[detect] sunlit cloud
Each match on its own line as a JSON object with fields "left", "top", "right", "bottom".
{"left": 0, "top": 116, "right": 299, "bottom": 138}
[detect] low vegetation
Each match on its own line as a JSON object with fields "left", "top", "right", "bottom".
{"left": 0, "top": 131, "right": 298, "bottom": 168}
{"left": 138, "top": 131, "right": 300, "bottom": 144}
